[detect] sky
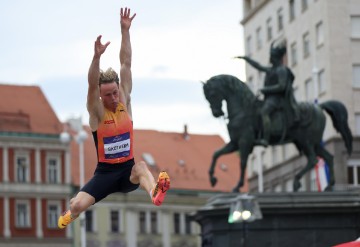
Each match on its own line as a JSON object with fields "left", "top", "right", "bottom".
{"left": 0, "top": 0, "right": 247, "bottom": 142}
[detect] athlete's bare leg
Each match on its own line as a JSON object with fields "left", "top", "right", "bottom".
{"left": 130, "top": 161, "right": 170, "bottom": 206}
{"left": 69, "top": 192, "right": 95, "bottom": 217}
{"left": 130, "top": 161, "right": 155, "bottom": 193}
{"left": 58, "top": 191, "right": 95, "bottom": 228}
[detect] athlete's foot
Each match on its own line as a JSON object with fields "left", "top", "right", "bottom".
{"left": 152, "top": 171, "right": 170, "bottom": 206}
{"left": 58, "top": 210, "right": 78, "bottom": 229}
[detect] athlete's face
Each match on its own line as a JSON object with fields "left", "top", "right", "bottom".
{"left": 100, "top": 81, "right": 119, "bottom": 112}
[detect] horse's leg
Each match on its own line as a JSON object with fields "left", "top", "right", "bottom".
{"left": 209, "top": 142, "right": 237, "bottom": 187}
{"left": 232, "top": 140, "right": 253, "bottom": 192}
{"left": 293, "top": 145, "right": 318, "bottom": 192}
{"left": 232, "top": 148, "right": 250, "bottom": 193}
{"left": 315, "top": 145, "right": 335, "bottom": 191}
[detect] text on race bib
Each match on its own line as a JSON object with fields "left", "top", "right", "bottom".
{"left": 103, "top": 132, "right": 130, "bottom": 159}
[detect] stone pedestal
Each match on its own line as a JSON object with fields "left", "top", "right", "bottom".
{"left": 194, "top": 191, "right": 360, "bottom": 247}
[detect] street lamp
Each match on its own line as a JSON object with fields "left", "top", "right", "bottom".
{"left": 60, "top": 117, "right": 88, "bottom": 247}
{"left": 228, "top": 195, "right": 262, "bottom": 223}
{"left": 228, "top": 194, "right": 262, "bottom": 247}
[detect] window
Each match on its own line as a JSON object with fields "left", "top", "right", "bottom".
{"left": 48, "top": 159, "right": 57, "bottom": 183}
{"left": 351, "top": 16, "right": 360, "bottom": 38}
{"left": 244, "top": 0, "right": 251, "bottom": 12}
{"left": 256, "top": 27, "right": 262, "bottom": 50}
{"left": 266, "top": 18, "right": 272, "bottom": 41}
{"left": 173, "top": 213, "right": 180, "bottom": 234}
{"left": 303, "top": 32, "right": 310, "bottom": 58}
{"left": 290, "top": 42, "right": 297, "bottom": 66}
{"left": 150, "top": 211, "right": 157, "bottom": 234}
{"left": 348, "top": 159, "right": 360, "bottom": 185}
{"left": 301, "top": 0, "right": 308, "bottom": 12}
{"left": 316, "top": 21, "right": 324, "bottom": 47}
{"left": 47, "top": 154, "right": 60, "bottom": 184}
{"left": 16, "top": 201, "right": 30, "bottom": 228}
{"left": 47, "top": 202, "right": 60, "bottom": 228}
{"left": 110, "top": 210, "right": 120, "bottom": 232}
{"left": 277, "top": 8, "right": 284, "bottom": 31}
{"left": 185, "top": 214, "right": 192, "bottom": 234}
{"left": 305, "top": 78, "right": 314, "bottom": 101}
{"left": 246, "top": 35, "right": 252, "bottom": 56}
{"left": 353, "top": 65, "right": 360, "bottom": 88}
{"left": 139, "top": 211, "right": 146, "bottom": 234}
{"left": 15, "top": 153, "right": 29, "bottom": 183}
{"left": 318, "top": 69, "right": 326, "bottom": 94}
{"left": 355, "top": 113, "right": 360, "bottom": 136}
{"left": 289, "top": 0, "right": 295, "bottom": 21}
{"left": 85, "top": 210, "right": 93, "bottom": 232}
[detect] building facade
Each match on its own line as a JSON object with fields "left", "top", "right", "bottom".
{"left": 241, "top": 0, "right": 360, "bottom": 192}
{"left": 76, "top": 189, "right": 212, "bottom": 247}
{"left": 0, "top": 85, "right": 73, "bottom": 247}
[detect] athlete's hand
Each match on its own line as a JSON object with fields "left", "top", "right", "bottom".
{"left": 120, "top": 7, "right": 136, "bottom": 30}
{"left": 94, "top": 35, "right": 110, "bottom": 58}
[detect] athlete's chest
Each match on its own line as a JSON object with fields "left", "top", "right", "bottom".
{"left": 98, "top": 106, "right": 132, "bottom": 160}
{"left": 100, "top": 105, "right": 131, "bottom": 132}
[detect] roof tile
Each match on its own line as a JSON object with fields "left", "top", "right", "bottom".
{"left": 0, "top": 84, "right": 62, "bottom": 134}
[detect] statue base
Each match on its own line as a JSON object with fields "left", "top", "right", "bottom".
{"left": 194, "top": 191, "right": 360, "bottom": 247}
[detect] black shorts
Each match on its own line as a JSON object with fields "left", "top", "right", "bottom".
{"left": 80, "top": 158, "right": 140, "bottom": 203}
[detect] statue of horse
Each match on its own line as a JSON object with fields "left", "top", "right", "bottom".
{"left": 203, "top": 74, "right": 352, "bottom": 192}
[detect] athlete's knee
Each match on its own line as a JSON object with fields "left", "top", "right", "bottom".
{"left": 132, "top": 161, "right": 148, "bottom": 176}
{"left": 70, "top": 198, "right": 85, "bottom": 213}
{"left": 70, "top": 197, "right": 75, "bottom": 205}
{"left": 70, "top": 194, "right": 93, "bottom": 214}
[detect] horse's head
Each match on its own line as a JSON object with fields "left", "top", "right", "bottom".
{"left": 203, "top": 76, "right": 226, "bottom": 118}
{"left": 203, "top": 74, "right": 255, "bottom": 119}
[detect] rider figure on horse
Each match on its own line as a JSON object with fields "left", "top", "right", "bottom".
{"left": 236, "top": 41, "right": 300, "bottom": 147}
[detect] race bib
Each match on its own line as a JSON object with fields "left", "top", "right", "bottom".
{"left": 103, "top": 132, "right": 130, "bottom": 159}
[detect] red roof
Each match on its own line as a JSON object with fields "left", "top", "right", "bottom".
{"left": 74, "top": 127, "right": 248, "bottom": 193}
{"left": 0, "top": 84, "right": 62, "bottom": 134}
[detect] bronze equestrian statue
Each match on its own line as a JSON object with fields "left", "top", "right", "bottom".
{"left": 203, "top": 44, "right": 352, "bottom": 193}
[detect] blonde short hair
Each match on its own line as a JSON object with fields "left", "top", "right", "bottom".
{"left": 99, "top": 67, "right": 119, "bottom": 86}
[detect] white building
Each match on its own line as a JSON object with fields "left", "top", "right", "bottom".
{"left": 240, "top": 0, "right": 360, "bottom": 192}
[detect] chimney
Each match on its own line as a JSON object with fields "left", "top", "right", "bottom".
{"left": 183, "top": 124, "right": 190, "bottom": 140}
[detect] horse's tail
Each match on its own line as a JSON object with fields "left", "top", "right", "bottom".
{"left": 320, "top": 100, "right": 353, "bottom": 155}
